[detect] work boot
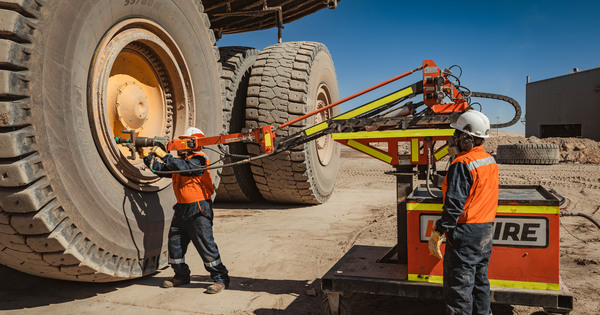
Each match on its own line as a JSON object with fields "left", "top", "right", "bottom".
{"left": 205, "top": 283, "right": 226, "bottom": 294}
{"left": 161, "top": 278, "right": 190, "bottom": 288}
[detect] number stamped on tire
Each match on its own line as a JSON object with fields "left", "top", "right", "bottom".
{"left": 124, "top": 0, "right": 154, "bottom": 6}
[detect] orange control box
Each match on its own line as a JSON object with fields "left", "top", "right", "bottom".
{"left": 406, "top": 185, "right": 561, "bottom": 290}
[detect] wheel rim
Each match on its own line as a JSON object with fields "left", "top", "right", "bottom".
{"left": 314, "top": 83, "right": 334, "bottom": 166}
{"left": 89, "top": 19, "right": 194, "bottom": 191}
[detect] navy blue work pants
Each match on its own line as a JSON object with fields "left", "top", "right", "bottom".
{"left": 443, "top": 222, "right": 493, "bottom": 315}
{"left": 168, "top": 199, "right": 230, "bottom": 286}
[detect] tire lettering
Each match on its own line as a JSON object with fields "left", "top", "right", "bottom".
{"left": 124, "top": 0, "right": 153, "bottom": 6}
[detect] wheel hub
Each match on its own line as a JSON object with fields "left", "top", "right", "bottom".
{"left": 315, "top": 84, "right": 334, "bottom": 166}
{"left": 115, "top": 81, "right": 150, "bottom": 130}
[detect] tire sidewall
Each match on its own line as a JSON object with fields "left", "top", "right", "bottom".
{"left": 32, "top": 0, "right": 221, "bottom": 259}
{"left": 305, "top": 48, "right": 340, "bottom": 198}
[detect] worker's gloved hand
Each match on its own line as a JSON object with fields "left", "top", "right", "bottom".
{"left": 428, "top": 231, "right": 445, "bottom": 260}
{"left": 138, "top": 147, "right": 151, "bottom": 159}
{"left": 151, "top": 146, "right": 167, "bottom": 158}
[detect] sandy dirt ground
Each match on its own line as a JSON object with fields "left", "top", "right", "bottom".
{"left": 0, "top": 136, "right": 599, "bottom": 314}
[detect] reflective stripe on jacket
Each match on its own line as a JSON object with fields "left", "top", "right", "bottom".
{"left": 172, "top": 152, "right": 214, "bottom": 204}
{"left": 437, "top": 145, "right": 499, "bottom": 234}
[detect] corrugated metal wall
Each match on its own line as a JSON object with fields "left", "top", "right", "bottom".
{"left": 526, "top": 68, "right": 600, "bottom": 141}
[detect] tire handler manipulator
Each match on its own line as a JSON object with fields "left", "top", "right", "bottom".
{"left": 115, "top": 59, "right": 521, "bottom": 176}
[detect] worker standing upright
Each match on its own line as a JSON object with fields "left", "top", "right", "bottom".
{"left": 428, "top": 110, "right": 499, "bottom": 314}
{"left": 141, "top": 127, "right": 230, "bottom": 294}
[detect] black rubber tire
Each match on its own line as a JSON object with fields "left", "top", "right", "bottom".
{"left": 245, "top": 41, "right": 341, "bottom": 204}
{"left": 320, "top": 295, "right": 351, "bottom": 315}
{"left": 496, "top": 143, "right": 560, "bottom": 165}
{"left": 0, "top": 0, "right": 222, "bottom": 281}
{"left": 214, "top": 46, "right": 263, "bottom": 203}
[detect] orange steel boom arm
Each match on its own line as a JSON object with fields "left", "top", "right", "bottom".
{"left": 278, "top": 60, "right": 469, "bottom": 131}
{"left": 115, "top": 126, "right": 275, "bottom": 160}
{"left": 118, "top": 60, "right": 487, "bottom": 162}
{"left": 166, "top": 125, "right": 275, "bottom": 153}
{"left": 278, "top": 64, "right": 426, "bottom": 130}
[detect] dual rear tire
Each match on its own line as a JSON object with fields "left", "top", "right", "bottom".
{"left": 244, "top": 41, "right": 340, "bottom": 204}
{"left": 216, "top": 42, "right": 341, "bottom": 205}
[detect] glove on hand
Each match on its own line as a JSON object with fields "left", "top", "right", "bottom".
{"left": 151, "top": 146, "right": 167, "bottom": 158}
{"left": 138, "top": 147, "right": 151, "bottom": 159}
{"left": 428, "top": 231, "right": 445, "bottom": 260}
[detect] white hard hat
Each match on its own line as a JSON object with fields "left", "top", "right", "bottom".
{"left": 183, "top": 127, "right": 204, "bottom": 137}
{"left": 450, "top": 110, "right": 491, "bottom": 138}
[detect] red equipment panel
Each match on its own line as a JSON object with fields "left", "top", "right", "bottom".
{"left": 406, "top": 186, "right": 561, "bottom": 291}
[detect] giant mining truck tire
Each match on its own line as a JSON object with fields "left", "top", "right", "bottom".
{"left": 0, "top": 0, "right": 222, "bottom": 281}
{"left": 214, "top": 46, "right": 264, "bottom": 203}
{"left": 245, "top": 42, "right": 341, "bottom": 204}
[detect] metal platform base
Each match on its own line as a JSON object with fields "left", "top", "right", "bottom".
{"left": 321, "top": 245, "right": 573, "bottom": 314}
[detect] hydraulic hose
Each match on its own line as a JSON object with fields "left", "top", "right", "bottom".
{"left": 425, "top": 138, "right": 437, "bottom": 198}
{"left": 470, "top": 91, "right": 521, "bottom": 128}
{"left": 549, "top": 189, "right": 600, "bottom": 230}
{"left": 150, "top": 152, "right": 273, "bottom": 175}
{"left": 561, "top": 212, "right": 600, "bottom": 230}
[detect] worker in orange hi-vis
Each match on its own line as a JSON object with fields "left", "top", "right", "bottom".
{"left": 428, "top": 110, "right": 499, "bottom": 315}
{"left": 140, "top": 127, "right": 230, "bottom": 294}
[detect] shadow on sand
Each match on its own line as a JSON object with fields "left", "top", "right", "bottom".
{"left": 0, "top": 265, "right": 521, "bottom": 314}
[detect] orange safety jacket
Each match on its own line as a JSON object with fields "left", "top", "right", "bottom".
{"left": 440, "top": 145, "right": 499, "bottom": 230}
{"left": 172, "top": 152, "right": 214, "bottom": 204}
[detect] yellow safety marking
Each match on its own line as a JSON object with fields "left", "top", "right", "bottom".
{"left": 434, "top": 145, "right": 449, "bottom": 160}
{"left": 347, "top": 140, "right": 393, "bottom": 164}
{"left": 411, "top": 138, "right": 419, "bottom": 162}
{"left": 407, "top": 203, "right": 443, "bottom": 211}
{"left": 334, "top": 87, "right": 414, "bottom": 120}
{"left": 408, "top": 274, "right": 559, "bottom": 291}
{"left": 489, "top": 278, "right": 559, "bottom": 291}
{"left": 264, "top": 132, "right": 272, "bottom": 147}
{"left": 332, "top": 129, "right": 455, "bottom": 140}
{"left": 408, "top": 274, "right": 443, "bottom": 283}
{"left": 304, "top": 121, "right": 329, "bottom": 136}
{"left": 497, "top": 205, "right": 559, "bottom": 214}
{"left": 407, "top": 203, "right": 559, "bottom": 214}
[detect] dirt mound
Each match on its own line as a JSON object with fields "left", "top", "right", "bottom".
{"left": 484, "top": 133, "right": 600, "bottom": 164}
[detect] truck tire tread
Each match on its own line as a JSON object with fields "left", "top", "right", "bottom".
{"left": 245, "top": 41, "right": 339, "bottom": 204}
{"left": 215, "top": 46, "right": 263, "bottom": 202}
{"left": 496, "top": 143, "right": 560, "bottom": 165}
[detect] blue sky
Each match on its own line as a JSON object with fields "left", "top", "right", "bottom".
{"left": 216, "top": 1, "right": 600, "bottom": 133}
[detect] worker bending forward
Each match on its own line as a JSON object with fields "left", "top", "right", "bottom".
{"left": 142, "top": 127, "right": 230, "bottom": 294}
{"left": 428, "top": 110, "right": 499, "bottom": 315}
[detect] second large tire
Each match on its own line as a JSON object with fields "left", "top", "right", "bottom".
{"left": 245, "top": 42, "right": 341, "bottom": 204}
{"left": 496, "top": 143, "right": 560, "bottom": 165}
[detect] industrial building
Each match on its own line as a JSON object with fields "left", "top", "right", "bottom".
{"left": 526, "top": 67, "right": 600, "bottom": 141}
